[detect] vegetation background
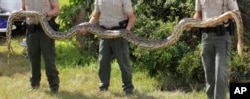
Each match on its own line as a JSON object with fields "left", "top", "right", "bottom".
{"left": 0, "top": 0, "right": 249, "bottom": 99}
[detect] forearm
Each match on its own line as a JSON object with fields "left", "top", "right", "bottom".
{"left": 126, "top": 12, "right": 136, "bottom": 31}
{"left": 47, "top": 2, "right": 60, "bottom": 17}
{"left": 89, "top": 17, "right": 98, "bottom": 25}
{"left": 22, "top": 2, "right": 26, "bottom": 10}
{"left": 193, "top": 11, "right": 202, "bottom": 20}
{"left": 89, "top": 12, "right": 100, "bottom": 25}
{"left": 47, "top": 8, "right": 59, "bottom": 17}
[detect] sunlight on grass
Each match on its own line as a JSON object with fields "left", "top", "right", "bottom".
{"left": 59, "top": 0, "right": 70, "bottom": 7}
{"left": 0, "top": 43, "right": 208, "bottom": 99}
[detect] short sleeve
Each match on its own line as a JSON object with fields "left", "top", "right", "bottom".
{"left": 93, "top": 0, "right": 100, "bottom": 13}
{"left": 227, "top": 0, "right": 239, "bottom": 11}
{"left": 195, "top": 0, "right": 202, "bottom": 11}
{"left": 122, "top": 0, "right": 133, "bottom": 13}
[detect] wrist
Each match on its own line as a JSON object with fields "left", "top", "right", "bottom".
{"left": 126, "top": 27, "right": 131, "bottom": 31}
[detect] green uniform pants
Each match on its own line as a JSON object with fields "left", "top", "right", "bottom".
{"left": 201, "top": 32, "right": 231, "bottom": 99}
{"left": 26, "top": 28, "right": 59, "bottom": 90}
{"left": 98, "top": 38, "right": 134, "bottom": 92}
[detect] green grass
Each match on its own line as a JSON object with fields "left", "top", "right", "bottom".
{"left": 0, "top": 37, "right": 209, "bottom": 99}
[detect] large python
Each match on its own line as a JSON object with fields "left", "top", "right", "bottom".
{"left": 6, "top": 10, "right": 243, "bottom": 59}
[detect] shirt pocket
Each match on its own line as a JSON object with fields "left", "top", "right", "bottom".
{"left": 113, "top": 0, "right": 123, "bottom": 13}
{"left": 112, "top": 0, "right": 122, "bottom": 7}
{"left": 41, "top": 0, "right": 50, "bottom": 7}
{"left": 210, "top": 0, "right": 223, "bottom": 9}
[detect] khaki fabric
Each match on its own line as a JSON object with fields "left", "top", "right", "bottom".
{"left": 22, "top": 0, "right": 58, "bottom": 25}
{"left": 195, "top": 0, "right": 239, "bottom": 20}
{"left": 94, "top": 0, "right": 133, "bottom": 28}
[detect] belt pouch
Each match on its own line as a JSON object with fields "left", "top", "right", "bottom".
{"left": 27, "top": 25, "right": 35, "bottom": 33}
{"left": 215, "top": 25, "right": 225, "bottom": 36}
{"left": 35, "top": 25, "right": 42, "bottom": 31}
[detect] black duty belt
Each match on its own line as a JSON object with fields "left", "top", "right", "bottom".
{"left": 100, "top": 25, "right": 123, "bottom": 30}
{"left": 201, "top": 24, "right": 229, "bottom": 33}
{"left": 200, "top": 24, "right": 230, "bottom": 36}
{"left": 26, "top": 24, "right": 43, "bottom": 32}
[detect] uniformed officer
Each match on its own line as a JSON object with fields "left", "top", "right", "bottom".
{"left": 79, "top": 0, "right": 136, "bottom": 95}
{"left": 21, "top": 0, "right": 60, "bottom": 93}
{"left": 193, "top": 0, "right": 240, "bottom": 99}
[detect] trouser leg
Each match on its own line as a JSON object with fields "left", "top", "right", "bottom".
{"left": 40, "top": 32, "right": 59, "bottom": 91}
{"left": 214, "top": 35, "right": 231, "bottom": 99}
{"left": 201, "top": 33, "right": 231, "bottom": 99}
{"left": 98, "top": 39, "right": 112, "bottom": 90}
{"left": 26, "top": 31, "right": 41, "bottom": 87}
{"left": 112, "top": 38, "right": 134, "bottom": 92}
{"left": 201, "top": 39, "right": 215, "bottom": 99}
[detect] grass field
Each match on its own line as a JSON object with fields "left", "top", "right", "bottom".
{"left": 0, "top": 38, "right": 208, "bottom": 99}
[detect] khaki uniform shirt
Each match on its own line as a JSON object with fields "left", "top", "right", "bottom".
{"left": 94, "top": 0, "right": 133, "bottom": 28}
{"left": 195, "top": 0, "right": 239, "bottom": 20}
{"left": 22, "top": 0, "right": 58, "bottom": 25}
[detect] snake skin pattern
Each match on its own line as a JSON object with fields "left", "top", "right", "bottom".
{"left": 6, "top": 10, "right": 243, "bottom": 59}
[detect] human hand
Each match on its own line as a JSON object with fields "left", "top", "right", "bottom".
{"left": 43, "top": 12, "right": 48, "bottom": 17}
{"left": 79, "top": 27, "right": 87, "bottom": 35}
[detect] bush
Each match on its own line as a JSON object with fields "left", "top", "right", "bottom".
{"left": 177, "top": 45, "right": 204, "bottom": 84}
{"left": 229, "top": 50, "right": 250, "bottom": 82}
{"left": 56, "top": 40, "right": 96, "bottom": 67}
{"left": 131, "top": 16, "right": 191, "bottom": 77}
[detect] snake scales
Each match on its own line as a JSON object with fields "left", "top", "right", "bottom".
{"left": 6, "top": 10, "right": 243, "bottom": 59}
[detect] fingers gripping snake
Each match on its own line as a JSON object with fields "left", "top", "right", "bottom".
{"left": 6, "top": 10, "right": 243, "bottom": 60}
